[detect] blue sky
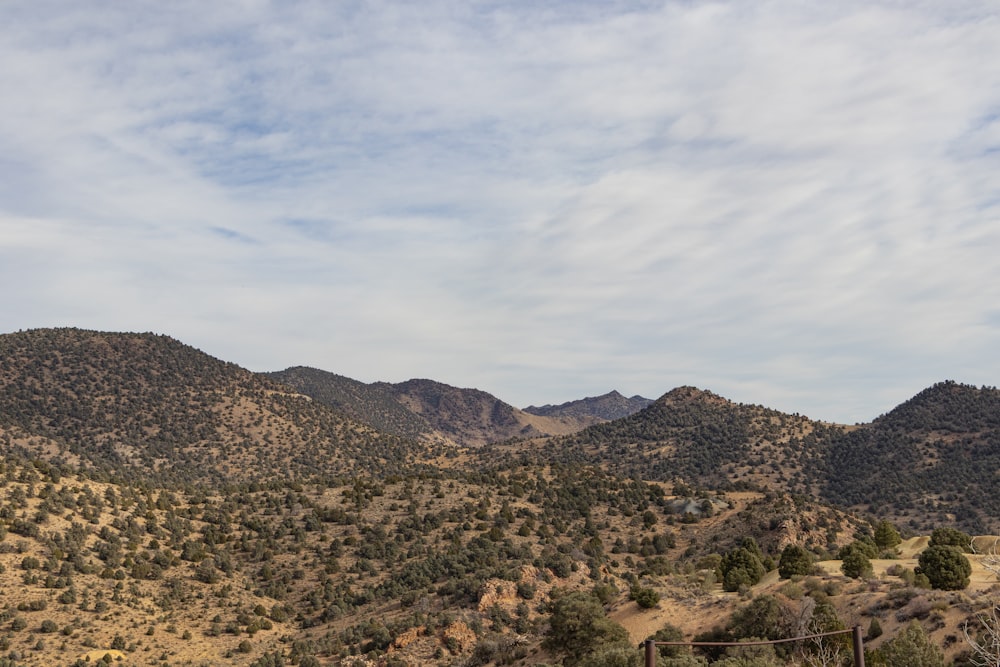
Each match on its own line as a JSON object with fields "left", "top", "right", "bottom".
{"left": 2, "top": 1, "right": 999, "bottom": 423}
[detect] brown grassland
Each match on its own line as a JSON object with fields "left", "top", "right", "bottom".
{"left": 0, "top": 459, "right": 993, "bottom": 666}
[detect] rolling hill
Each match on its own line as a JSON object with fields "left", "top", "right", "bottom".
{"left": 0, "top": 328, "right": 444, "bottom": 484}
{"left": 266, "top": 366, "right": 433, "bottom": 440}
{"left": 822, "top": 381, "right": 1000, "bottom": 533}
{"left": 504, "top": 383, "right": 1000, "bottom": 533}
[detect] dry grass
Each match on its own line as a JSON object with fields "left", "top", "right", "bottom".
{"left": 0, "top": 462, "right": 993, "bottom": 666}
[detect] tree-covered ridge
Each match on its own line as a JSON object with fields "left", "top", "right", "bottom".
{"left": 536, "top": 386, "right": 830, "bottom": 495}
{"left": 823, "top": 382, "right": 1000, "bottom": 534}
{"left": 266, "top": 366, "right": 433, "bottom": 439}
{"left": 517, "top": 382, "right": 1000, "bottom": 533}
{"left": 873, "top": 381, "right": 1000, "bottom": 432}
{"left": 0, "top": 329, "right": 443, "bottom": 485}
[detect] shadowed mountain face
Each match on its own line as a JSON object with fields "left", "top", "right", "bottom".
{"left": 377, "top": 378, "right": 530, "bottom": 446}
{"left": 269, "top": 368, "right": 542, "bottom": 446}
{"left": 269, "top": 370, "right": 601, "bottom": 447}
{"left": 523, "top": 390, "right": 653, "bottom": 421}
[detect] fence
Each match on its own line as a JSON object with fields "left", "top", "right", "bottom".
{"left": 643, "top": 625, "right": 865, "bottom": 666}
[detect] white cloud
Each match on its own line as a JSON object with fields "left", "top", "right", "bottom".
{"left": 1, "top": 0, "right": 999, "bottom": 422}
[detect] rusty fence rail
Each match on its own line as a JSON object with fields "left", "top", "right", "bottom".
{"left": 643, "top": 625, "right": 865, "bottom": 666}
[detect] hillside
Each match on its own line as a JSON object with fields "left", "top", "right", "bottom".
{"left": 266, "top": 367, "right": 434, "bottom": 440}
{"left": 1, "top": 328, "right": 1000, "bottom": 665}
{"left": 6, "top": 329, "right": 1000, "bottom": 531}
{"left": 0, "top": 455, "right": 888, "bottom": 667}
{"left": 823, "top": 381, "right": 1000, "bottom": 534}
{"left": 379, "top": 379, "right": 598, "bottom": 447}
{"left": 520, "top": 386, "right": 831, "bottom": 493}
{"left": 502, "top": 383, "right": 1000, "bottom": 533}
{"left": 0, "top": 454, "right": 992, "bottom": 667}
{"left": 0, "top": 329, "right": 444, "bottom": 485}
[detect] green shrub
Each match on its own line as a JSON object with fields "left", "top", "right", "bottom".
{"left": 929, "top": 527, "right": 971, "bottom": 552}
{"left": 916, "top": 545, "right": 971, "bottom": 590}
{"left": 874, "top": 620, "right": 943, "bottom": 666}
{"left": 579, "top": 645, "right": 641, "bottom": 667}
{"left": 647, "top": 623, "right": 685, "bottom": 659}
{"left": 544, "top": 591, "right": 629, "bottom": 663}
{"left": 840, "top": 546, "right": 872, "bottom": 579}
{"left": 777, "top": 544, "right": 812, "bottom": 579}
{"left": 630, "top": 586, "right": 660, "bottom": 609}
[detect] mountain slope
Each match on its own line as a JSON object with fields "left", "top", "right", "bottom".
{"left": 0, "top": 328, "right": 996, "bottom": 664}
{"left": 823, "top": 380, "right": 1000, "bottom": 533}
{"left": 505, "top": 382, "right": 1000, "bottom": 533}
{"left": 267, "top": 366, "right": 432, "bottom": 439}
{"left": 524, "top": 389, "right": 653, "bottom": 421}
{"left": 0, "top": 455, "right": 882, "bottom": 667}
{"left": 0, "top": 328, "right": 439, "bottom": 484}
{"left": 532, "top": 386, "right": 830, "bottom": 490}
{"left": 268, "top": 369, "right": 598, "bottom": 447}
{"left": 378, "top": 378, "right": 595, "bottom": 446}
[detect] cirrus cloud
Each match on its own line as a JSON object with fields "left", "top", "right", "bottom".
{"left": 1, "top": 0, "right": 998, "bottom": 422}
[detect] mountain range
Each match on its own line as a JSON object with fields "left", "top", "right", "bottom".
{"left": 267, "top": 367, "right": 614, "bottom": 447}
{"left": 2, "top": 327, "right": 999, "bottom": 533}
{"left": 1, "top": 327, "right": 999, "bottom": 666}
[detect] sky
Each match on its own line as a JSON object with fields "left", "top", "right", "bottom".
{"left": 1, "top": 1, "right": 999, "bottom": 424}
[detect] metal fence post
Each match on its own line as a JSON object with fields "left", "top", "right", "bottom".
{"left": 644, "top": 638, "right": 656, "bottom": 667}
{"left": 852, "top": 625, "right": 865, "bottom": 667}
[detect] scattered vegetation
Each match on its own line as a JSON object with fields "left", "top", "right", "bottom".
{"left": 0, "top": 329, "right": 998, "bottom": 665}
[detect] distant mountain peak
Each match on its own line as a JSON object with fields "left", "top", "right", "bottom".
{"left": 524, "top": 390, "right": 653, "bottom": 421}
